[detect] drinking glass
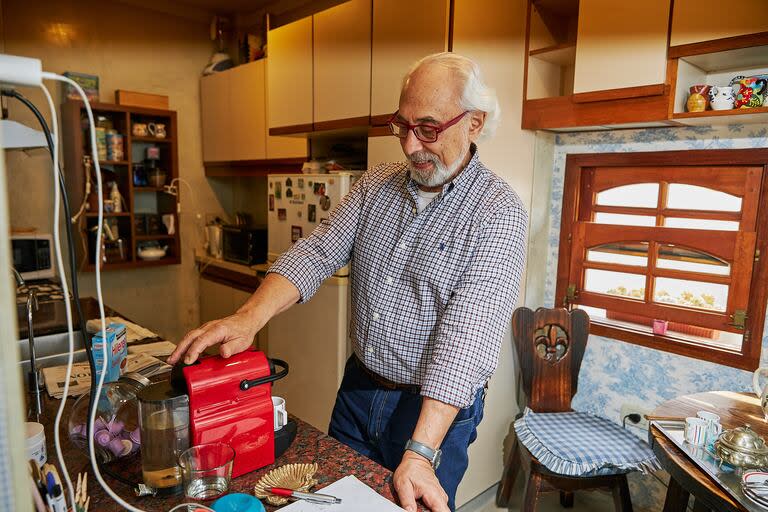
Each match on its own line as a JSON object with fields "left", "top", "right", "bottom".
{"left": 178, "top": 443, "right": 234, "bottom": 501}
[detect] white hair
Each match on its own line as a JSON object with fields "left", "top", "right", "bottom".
{"left": 402, "top": 52, "right": 500, "bottom": 141}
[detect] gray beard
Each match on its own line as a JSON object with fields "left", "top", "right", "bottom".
{"left": 408, "top": 149, "right": 465, "bottom": 188}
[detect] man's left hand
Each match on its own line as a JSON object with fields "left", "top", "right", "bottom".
{"left": 393, "top": 451, "right": 449, "bottom": 512}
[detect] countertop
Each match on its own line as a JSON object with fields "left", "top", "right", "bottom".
{"left": 37, "top": 393, "right": 406, "bottom": 511}
{"left": 18, "top": 297, "right": 120, "bottom": 340}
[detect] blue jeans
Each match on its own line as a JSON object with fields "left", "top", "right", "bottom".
{"left": 328, "top": 355, "right": 485, "bottom": 511}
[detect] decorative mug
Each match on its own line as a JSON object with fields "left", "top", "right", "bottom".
{"left": 709, "top": 86, "right": 735, "bottom": 110}
{"left": 132, "top": 123, "right": 148, "bottom": 137}
{"left": 687, "top": 85, "right": 710, "bottom": 112}
{"left": 733, "top": 77, "right": 767, "bottom": 108}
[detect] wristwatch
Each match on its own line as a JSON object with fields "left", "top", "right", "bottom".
{"left": 405, "top": 439, "right": 442, "bottom": 469}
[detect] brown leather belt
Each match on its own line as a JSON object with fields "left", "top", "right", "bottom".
{"left": 352, "top": 354, "right": 421, "bottom": 394}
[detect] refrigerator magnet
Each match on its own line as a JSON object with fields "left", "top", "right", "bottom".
{"left": 268, "top": 194, "right": 274, "bottom": 211}
{"left": 320, "top": 195, "right": 331, "bottom": 211}
{"left": 291, "top": 225, "right": 302, "bottom": 242}
{"left": 298, "top": 178, "right": 304, "bottom": 188}
{"left": 278, "top": 208, "right": 287, "bottom": 221}
{"left": 286, "top": 177, "right": 293, "bottom": 187}
{"left": 275, "top": 182, "right": 282, "bottom": 199}
{"left": 308, "top": 204, "right": 316, "bottom": 222}
{"left": 286, "top": 188, "right": 293, "bottom": 198}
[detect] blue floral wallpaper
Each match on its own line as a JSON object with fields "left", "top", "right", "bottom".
{"left": 534, "top": 123, "right": 768, "bottom": 510}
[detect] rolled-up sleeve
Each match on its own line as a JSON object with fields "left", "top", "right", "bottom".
{"left": 267, "top": 172, "right": 368, "bottom": 303}
{"left": 421, "top": 203, "right": 528, "bottom": 408}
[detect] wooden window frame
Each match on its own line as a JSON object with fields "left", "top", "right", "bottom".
{"left": 555, "top": 149, "right": 768, "bottom": 371}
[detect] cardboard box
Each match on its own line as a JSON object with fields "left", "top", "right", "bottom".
{"left": 92, "top": 322, "right": 128, "bottom": 383}
{"left": 115, "top": 90, "right": 169, "bottom": 110}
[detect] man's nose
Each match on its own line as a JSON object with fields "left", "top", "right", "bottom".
{"left": 402, "top": 129, "right": 424, "bottom": 155}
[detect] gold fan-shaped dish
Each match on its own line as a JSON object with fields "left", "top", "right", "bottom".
{"left": 253, "top": 463, "right": 319, "bottom": 505}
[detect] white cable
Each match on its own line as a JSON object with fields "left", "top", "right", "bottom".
{"left": 43, "top": 71, "right": 216, "bottom": 512}
{"left": 39, "top": 82, "right": 77, "bottom": 509}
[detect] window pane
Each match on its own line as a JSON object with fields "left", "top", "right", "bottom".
{"left": 596, "top": 183, "right": 659, "bottom": 208}
{"left": 666, "top": 184, "right": 741, "bottom": 212}
{"left": 664, "top": 217, "right": 739, "bottom": 231}
{"left": 657, "top": 244, "right": 730, "bottom": 276}
{"left": 584, "top": 269, "right": 646, "bottom": 297}
{"left": 587, "top": 242, "right": 649, "bottom": 266}
{"left": 653, "top": 277, "right": 728, "bottom": 312}
{"left": 594, "top": 213, "right": 656, "bottom": 226}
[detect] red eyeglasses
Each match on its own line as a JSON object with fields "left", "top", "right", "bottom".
{"left": 387, "top": 110, "right": 469, "bottom": 143}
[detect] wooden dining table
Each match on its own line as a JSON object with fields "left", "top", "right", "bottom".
{"left": 648, "top": 390, "right": 768, "bottom": 512}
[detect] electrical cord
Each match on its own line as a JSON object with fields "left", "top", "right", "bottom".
{"left": 41, "top": 72, "right": 215, "bottom": 512}
{"left": 0, "top": 88, "right": 98, "bottom": 435}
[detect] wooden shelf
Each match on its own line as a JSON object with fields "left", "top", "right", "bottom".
{"left": 529, "top": 42, "right": 576, "bottom": 66}
{"left": 132, "top": 136, "right": 171, "bottom": 143}
{"left": 62, "top": 100, "right": 181, "bottom": 272}
{"left": 672, "top": 106, "right": 768, "bottom": 126}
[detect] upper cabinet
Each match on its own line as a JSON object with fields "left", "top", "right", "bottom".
{"left": 200, "top": 59, "right": 307, "bottom": 168}
{"left": 267, "top": 16, "right": 313, "bottom": 130}
{"left": 313, "top": 0, "right": 372, "bottom": 125}
{"left": 370, "top": 0, "right": 450, "bottom": 121}
{"left": 573, "top": 0, "right": 670, "bottom": 95}
{"left": 670, "top": 0, "right": 768, "bottom": 48}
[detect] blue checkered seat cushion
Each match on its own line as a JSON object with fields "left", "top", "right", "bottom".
{"left": 514, "top": 408, "right": 660, "bottom": 477}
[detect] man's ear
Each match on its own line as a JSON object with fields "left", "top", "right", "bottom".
{"left": 468, "top": 111, "right": 486, "bottom": 141}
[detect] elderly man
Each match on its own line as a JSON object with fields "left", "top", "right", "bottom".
{"left": 170, "top": 52, "right": 527, "bottom": 511}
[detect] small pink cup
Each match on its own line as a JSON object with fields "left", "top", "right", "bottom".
{"left": 652, "top": 319, "right": 668, "bottom": 335}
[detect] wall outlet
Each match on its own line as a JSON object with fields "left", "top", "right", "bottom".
{"left": 620, "top": 403, "right": 652, "bottom": 431}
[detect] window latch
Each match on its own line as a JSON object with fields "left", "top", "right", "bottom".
{"left": 564, "top": 284, "right": 579, "bottom": 307}
{"left": 729, "top": 309, "right": 747, "bottom": 330}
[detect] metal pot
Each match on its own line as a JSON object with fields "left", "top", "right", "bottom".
{"left": 714, "top": 424, "right": 768, "bottom": 468}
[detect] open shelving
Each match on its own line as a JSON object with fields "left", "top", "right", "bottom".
{"left": 62, "top": 100, "right": 181, "bottom": 271}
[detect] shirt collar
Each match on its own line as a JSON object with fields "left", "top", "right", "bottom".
{"left": 404, "top": 143, "right": 481, "bottom": 197}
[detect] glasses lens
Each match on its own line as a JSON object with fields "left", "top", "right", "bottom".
{"left": 389, "top": 122, "right": 408, "bottom": 138}
{"left": 414, "top": 125, "right": 438, "bottom": 143}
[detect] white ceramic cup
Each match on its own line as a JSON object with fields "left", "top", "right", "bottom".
{"left": 272, "top": 396, "right": 288, "bottom": 431}
{"left": 697, "top": 410, "right": 722, "bottom": 444}
{"left": 684, "top": 417, "right": 708, "bottom": 446}
{"left": 25, "top": 422, "right": 46, "bottom": 467}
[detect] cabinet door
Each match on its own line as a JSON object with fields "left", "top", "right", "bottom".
{"left": 573, "top": 0, "right": 670, "bottom": 94}
{"left": 370, "top": 0, "right": 449, "bottom": 118}
{"left": 199, "top": 277, "right": 235, "bottom": 324}
{"left": 200, "top": 71, "right": 230, "bottom": 162}
{"left": 265, "top": 59, "right": 309, "bottom": 159}
{"left": 228, "top": 61, "right": 267, "bottom": 161}
{"left": 671, "top": 0, "right": 768, "bottom": 47}
{"left": 268, "top": 16, "right": 313, "bottom": 129}
{"left": 313, "top": 0, "right": 372, "bottom": 123}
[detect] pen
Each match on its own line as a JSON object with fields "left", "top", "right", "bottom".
{"left": 268, "top": 487, "right": 342, "bottom": 504}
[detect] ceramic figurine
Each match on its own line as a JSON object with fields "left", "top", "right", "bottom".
{"left": 709, "top": 86, "right": 735, "bottom": 111}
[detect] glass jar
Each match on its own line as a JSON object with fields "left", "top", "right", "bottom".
{"left": 68, "top": 372, "right": 150, "bottom": 463}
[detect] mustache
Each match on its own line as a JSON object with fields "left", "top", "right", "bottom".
{"left": 408, "top": 151, "right": 439, "bottom": 164}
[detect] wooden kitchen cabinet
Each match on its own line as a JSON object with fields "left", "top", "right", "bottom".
{"left": 267, "top": 15, "right": 313, "bottom": 131}
{"left": 670, "top": 0, "right": 768, "bottom": 48}
{"left": 573, "top": 0, "right": 670, "bottom": 97}
{"left": 370, "top": 0, "right": 450, "bottom": 123}
{"left": 227, "top": 62, "right": 266, "bottom": 161}
{"left": 200, "top": 70, "right": 229, "bottom": 162}
{"left": 312, "top": 0, "right": 372, "bottom": 127}
{"left": 367, "top": 133, "right": 403, "bottom": 168}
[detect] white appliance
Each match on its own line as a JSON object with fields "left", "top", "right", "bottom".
{"left": 266, "top": 172, "right": 359, "bottom": 432}
{"left": 267, "top": 172, "right": 361, "bottom": 275}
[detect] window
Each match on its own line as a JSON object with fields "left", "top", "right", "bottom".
{"left": 556, "top": 150, "right": 768, "bottom": 370}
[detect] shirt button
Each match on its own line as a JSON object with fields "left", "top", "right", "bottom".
{"left": 367, "top": 346, "right": 375, "bottom": 354}
{"left": 385, "top": 276, "right": 393, "bottom": 284}
{"left": 372, "top": 312, "right": 380, "bottom": 321}
{"left": 399, "top": 242, "right": 407, "bottom": 249}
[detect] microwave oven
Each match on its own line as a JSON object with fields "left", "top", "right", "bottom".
{"left": 12, "top": 233, "right": 55, "bottom": 281}
{"left": 222, "top": 225, "right": 267, "bottom": 266}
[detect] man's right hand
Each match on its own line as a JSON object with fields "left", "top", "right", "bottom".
{"left": 168, "top": 310, "right": 260, "bottom": 365}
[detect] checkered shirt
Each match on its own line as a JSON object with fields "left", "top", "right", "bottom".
{"left": 514, "top": 408, "right": 660, "bottom": 476}
{"left": 268, "top": 145, "right": 528, "bottom": 408}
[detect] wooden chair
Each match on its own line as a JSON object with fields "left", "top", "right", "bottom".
{"left": 495, "top": 307, "right": 633, "bottom": 512}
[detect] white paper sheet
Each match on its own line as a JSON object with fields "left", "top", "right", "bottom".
{"left": 279, "top": 475, "right": 405, "bottom": 512}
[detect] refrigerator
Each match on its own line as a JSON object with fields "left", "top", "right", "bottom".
{"left": 266, "top": 172, "right": 359, "bottom": 432}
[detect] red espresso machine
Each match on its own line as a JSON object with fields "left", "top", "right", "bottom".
{"left": 173, "top": 350, "right": 294, "bottom": 478}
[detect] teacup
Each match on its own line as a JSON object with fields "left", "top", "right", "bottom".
{"left": 684, "top": 417, "right": 708, "bottom": 446}
{"left": 696, "top": 411, "right": 722, "bottom": 445}
{"left": 272, "top": 396, "right": 287, "bottom": 431}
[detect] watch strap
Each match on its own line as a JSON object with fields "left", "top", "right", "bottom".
{"left": 405, "top": 439, "right": 441, "bottom": 469}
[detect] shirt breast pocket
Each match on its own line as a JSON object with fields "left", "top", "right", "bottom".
{"left": 408, "top": 239, "right": 464, "bottom": 302}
